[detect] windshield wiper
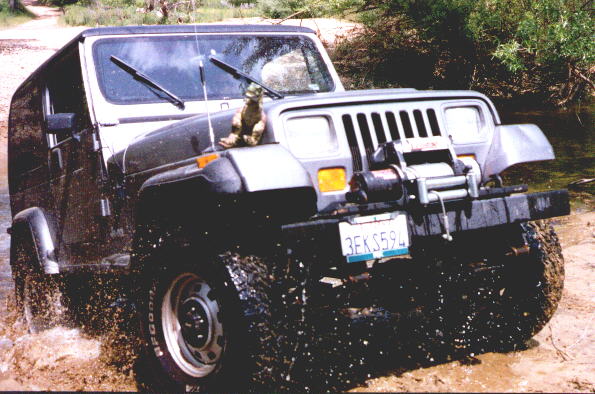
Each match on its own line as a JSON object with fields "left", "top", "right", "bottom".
{"left": 209, "top": 56, "right": 284, "bottom": 99}
{"left": 110, "top": 55, "right": 185, "bottom": 110}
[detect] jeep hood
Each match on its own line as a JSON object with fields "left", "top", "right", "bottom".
{"left": 111, "top": 89, "right": 499, "bottom": 175}
{"left": 111, "top": 108, "right": 236, "bottom": 175}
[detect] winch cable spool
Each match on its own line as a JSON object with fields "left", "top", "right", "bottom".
{"left": 348, "top": 157, "right": 481, "bottom": 211}
{"left": 348, "top": 167, "right": 404, "bottom": 203}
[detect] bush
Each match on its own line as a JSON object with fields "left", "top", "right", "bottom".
{"left": 331, "top": 0, "right": 594, "bottom": 106}
{"left": 0, "top": 0, "right": 33, "bottom": 27}
{"left": 64, "top": 5, "right": 161, "bottom": 25}
{"left": 258, "top": 0, "right": 349, "bottom": 19}
{"left": 63, "top": 0, "right": 259, "bottom": 26}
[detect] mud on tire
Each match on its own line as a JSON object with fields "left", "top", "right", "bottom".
{"left": 517, "top": 220, "right": 565, "bottom": 337}
{"left": 136, "top": 249, "right": 283, "bottom": 392}
{"left": 452, "top": 220, "right": 565, "bottom": 353}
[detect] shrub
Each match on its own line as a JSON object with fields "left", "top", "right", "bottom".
{"left": 63, "top": 0, "right": 259, "bottom": 26}
{"left": 258, "top": 0, "right": 343, "bottom": 19}
{"left": 331, "top": 0, "right": 594, "bottom": 106}
{"left": 0, "top": 0, "right": 33, "bottom": 27}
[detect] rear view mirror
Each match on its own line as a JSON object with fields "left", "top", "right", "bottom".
{"left": 46, "top": 113, "right": 77, "bottom": 135}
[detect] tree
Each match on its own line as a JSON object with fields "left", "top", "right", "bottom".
{"left": 331, "top": 0, "right": 594, "bottom": 105}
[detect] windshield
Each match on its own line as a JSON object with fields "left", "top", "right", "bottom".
{"left": 92, "top": 34, "right": 335, "bottom": 105}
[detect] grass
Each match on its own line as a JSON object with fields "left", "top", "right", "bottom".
{"left": 63, "top": 1, "right": 260, "bottom": 26}
{"left": 0, "top": 0, "right": 33, "bottom": 28}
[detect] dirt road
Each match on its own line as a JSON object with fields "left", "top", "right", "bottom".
{"left": 0, "top": 5, "right": 593, "bottom": 392}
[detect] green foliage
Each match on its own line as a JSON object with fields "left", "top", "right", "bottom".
{"left": 37, "top": 0, "right": 79, "bottom": 8}
{"left": 258, "top": 0, "right": 315, "bottom": 18}
{"left": 63, "top": 0, "right": 259, "bottom": 26}
{"left": 468, "top": 0, "right": 595, "bottom": 74}
{"left": 227, "top": 0, "right": 257, "bottom": 5}
{"left": 0, "top": 0, "right": 33, "bottom": 27}
{"left": 63, "top": 5, "right": 160, "bottom": 25}
{"left": 258, "top": 0, "right": 358, "bottom": 18}
{"left": 332, "top": 0, "right": 594, "bottom": 105}
{"left": 493, "top": 40, "right": 525, "bottom": 73}
{"left": 257, "top": 0, "right": 292, "bottom": 18}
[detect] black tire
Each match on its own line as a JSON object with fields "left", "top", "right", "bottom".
{"left": 450, "top": 220, "right": 565, "bottom": 353}
{"left": 136, "top": 249, "right": 283, "bottom": 392}
{"left": 516, "top": 220, "right": 565, "bottom": 337}
{"left": 13, "top": 238, "right": 66, "bottom": 334}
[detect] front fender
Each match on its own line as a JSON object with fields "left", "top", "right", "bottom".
{"left": 483, "top": 124, "right": 555, "bottom": 181}
{"left": 139, "top": 155, "right": 243, "bottom": 196}
{"left": 11, "top": 207, "right": 59, "bottom": 274}
{"left": 223, "top": 144, "right": 313, "bottom": 192}
{"left": 138, "top": 143, "right": 314, "bottom": 197}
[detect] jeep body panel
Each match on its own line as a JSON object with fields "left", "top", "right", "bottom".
{"left": 484, "top": 124, "right": 555, "bottom": 177}
{"left": 80, "top": 26, "right": 343, "bottom": 165}
{"left": 10, "top": 207, "right": 59, "bottom": 274}
{"left": 119, "top": 89, "right": 513, "bottom": 211}
{"left": 8, "top": 24, "right": 566, "bottom": 276}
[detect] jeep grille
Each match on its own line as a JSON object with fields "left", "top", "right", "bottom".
{"left": 341, "top": 108, "right": 443, "bottom": 171}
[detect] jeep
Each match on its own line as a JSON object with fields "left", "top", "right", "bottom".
{"left": 8, "top": 24, "right": 568, "bottom": 391}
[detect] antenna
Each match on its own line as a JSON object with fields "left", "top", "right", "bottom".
{"left": 199, "top": 60, "right": 216, "bottom": 151}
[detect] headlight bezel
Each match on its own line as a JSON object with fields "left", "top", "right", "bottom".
{"left": 443, "top": 104, "right": 488, "bottom": 144}
{"left": 283, "top": 113, "right": 339, "bottom": 159}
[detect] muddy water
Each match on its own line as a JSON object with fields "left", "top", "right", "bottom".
{"left": 500, "top": 105, "right": 594, "bottom": 209}
{"left": 0, "top": 186, "right": 592, "bottom": 391}
{"left": 0, "top": 194, "right": 11, "bottom": 302}
{"left": 0, "top": 191, "right": 136, "bottom": 390}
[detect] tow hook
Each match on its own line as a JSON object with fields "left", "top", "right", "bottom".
{"left": 347, "top": 272, "right": 372, "bottom": 284}
{"left": 319, "top": 272, "right": 372, "bottom": 288}
{"left": 506, "top": 245, "right": 531, "bottom": 257}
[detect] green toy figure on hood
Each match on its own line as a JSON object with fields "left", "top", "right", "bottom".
{"left": 219, "top": 83, "right": 266, "bottom": 149}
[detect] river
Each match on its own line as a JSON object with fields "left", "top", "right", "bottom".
{"left": 501, "top": 105, "right": 594, "bottom": 209}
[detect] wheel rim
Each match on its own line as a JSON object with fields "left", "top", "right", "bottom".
{"left": 161, "top": 272, "right": 225, "bottom": 378}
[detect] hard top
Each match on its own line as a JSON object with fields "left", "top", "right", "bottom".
{"left": 79, "top": 24, "right": 315, "bottom": 37}
{"left": 12, "top": 24, "right": 316, "bottom": 95}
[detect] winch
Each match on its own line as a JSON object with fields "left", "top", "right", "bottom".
{"left": 347, "top": 136, "right": 480, "bottom": 207}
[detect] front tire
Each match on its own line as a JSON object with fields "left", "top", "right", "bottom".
{"left": 450, "top": 220, "right": 565, "bottom": 353}
{"left": 136, "top": 250, "right": 283, "bottom": 392}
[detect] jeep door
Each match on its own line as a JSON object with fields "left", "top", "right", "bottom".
{"left": 8, "top": 77, "right": 51, "bottom": 216}
{"left": 44, "top": 46, "right": 106, "bottom": 266}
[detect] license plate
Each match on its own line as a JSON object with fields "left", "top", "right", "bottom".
{"left": 338, "top": 213, "right": 409, "bottom": 263}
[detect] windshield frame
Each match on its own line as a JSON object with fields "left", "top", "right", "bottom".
{"left": 91, "top": 32, "right": 336, "bottom": 106}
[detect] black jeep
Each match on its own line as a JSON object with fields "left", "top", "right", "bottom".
{"left": 8, "top": 24, "right": 568, "bottom": 391}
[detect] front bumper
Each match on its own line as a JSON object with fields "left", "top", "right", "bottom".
{"left": 282, "top": 189, "right": 569, "bottom": 265}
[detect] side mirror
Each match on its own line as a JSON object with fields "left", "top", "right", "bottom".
{"left": 46, "top": 113, "right": 77, "bottom": 136}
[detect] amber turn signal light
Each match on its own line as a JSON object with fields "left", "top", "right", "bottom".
{"left": 196, "top": 153, "right": 219, "bottom": 168}
{"left": 457, "top": 154, "right": 476, "bottom": 160}
{"left": 318, "top": 167, "right": 346, "bottom": 192}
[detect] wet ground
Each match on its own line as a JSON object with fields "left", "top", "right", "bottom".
{"left": 0, "top": 4, "right": 594, "bottom": 391}
{"left": 0, "top": 190, "right": 593, "bottom": 392}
